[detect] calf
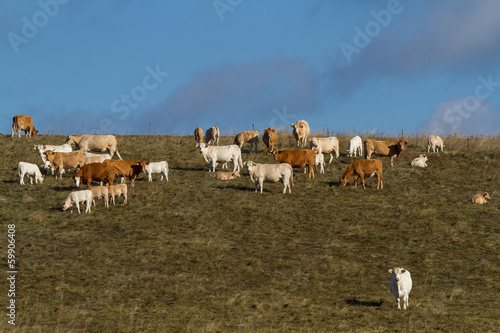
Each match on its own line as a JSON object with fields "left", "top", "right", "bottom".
{"left": 108, "top": 184, "right": 128, "bottom": 205}
{"left": 234, "top": 130, "right": 259, "bottom": 153}
{"left": 338, "top": 159, "right": 383, "bottom": 190}
{"left": 388, "top": 267, "right": 412, "bottom": 310}
{"left": 309, "top": 137, "right": 339, "bottom": 163}
{"left": 214, "top": 171, "right": 240, "bottom": 180}
{"left": 347, "top": 136, "right": 363, "bottom": 157}
{"left": 244, "top": 161, "right": 293, "bottom": 194}
{"left": 273, "top": 149, "right": 316, "bottom": 179}
{"left": 90, "top": 186, "right": 109, "bottom": 208}
{"left": 471, "top": 192, "right": 490, "bottom": 204}
{"left": 262, "top": 127, "right": 278, "bottom": 153}
{"left": 73, "top": 163, "right": 120, "bottom": 188}
{"left": 364, "top": 139, "right": 407, "bottom": 167}
{"left": 145, "top": 161, "right": 169, "bottom": 182}
{"left": 411, "top": 154, "right": 428, "bottom": 168}
{"left": 62, "top": 190, "right": 92, "bottom": 213}
{"left": 428, "top": 135, "right": 444, "bottom": 153}
{"left": 198, "top": 143, "right": 242, "bottom": 172}
{"left": 18, "top": 162, "right": 44, "bottom": 185}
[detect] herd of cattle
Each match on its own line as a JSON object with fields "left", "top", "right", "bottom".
{"left": 11, "top": 115, "right": 493, "bottom": 309}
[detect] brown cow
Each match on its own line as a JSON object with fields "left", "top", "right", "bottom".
{"left": 234, "top": 130, "right": 259, "bottom": 153}
{"left": 471, "top": 192, "right": 490, "bottom": 204}
{"left": 364, "top": 139, "right": 407, "bottom": 167}
{"left": 103, "top": 159, "right": 148, "bottom": 188}
{"left": 338, "top": 159, "right": 383, "bottom": 190}
{"left": 11, "top": 115, "right": 38, "bottom": 138}
{"left": 73, "top": 163, "right": 121, "bottom": 188}
{"left": 262, "top": 127, "right": 278, "bottom": 153}
{"left": 44, "top": 150, "right": 86, "bottom": 179}
{"left": 273, "top": 149, "right": 316, "bottom": 179}
{"left": 194, "top": 127, "right": 204, "bottom": 144}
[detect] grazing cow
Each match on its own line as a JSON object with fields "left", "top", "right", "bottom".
{"left": 411, "top": 154, "right": 428, "bottom": 168}
{"left": 338, "top": 159, "right": 383, "bottom": 190}
{"left": 145, "top": 161, "right": 169, "bottom": 182}
{"left": 290, "top": 120, "right": 310, "bottom": 147}
{"left": 471, "top": 192, "right": 490, "bottom": 204}
{"left": 428, "top": 135, "right": 444, "bottom": 153}
{"left": 108, "top": 184, "right": 128, "bottom": 205}
{"left": 90, "top": 186, "right": 109, "bottom": 208}
{"left": 73, "top": 163, "right": 120, "bottom": 188}
{"left": 304, "top": 148, "right": 325, "bottom": 175}
{"left": 194, "top": 127, "right": 204, "bottom": 144}
{"left": 214, "top": 171, "right": 240, "bottom": 181}
{"left": 234, "top": 130, "right": 259, "bottom": 153}
{"left": 65, "top": 135, "right": 122, "bottom": 159}
{"left": 364, "top": 139, "right": 407, "bottom": 167}
{"left": 11, "top": 115, "right": 38, "bottom": 138}
{"left": 103, "top": 159, "right": 148, "bottom": 188}
{"left": 244, "top": 161, "right": 293, "bottom": 194}
{"left": 44, "top": 150, "right": 86, "bottom": 179}
{"left": 62, "top": 190, "right": 92, "bottom": 214}
{"left": 205, "top": 126, "right": 220, "bottom": 145}
{"left": 198, "top": 143, "right": 242, "bottom": 172}
{"left": 347, "top": 136, "right": 363, "bottom": 157}
{"left": 388, "top": 267, "right": 413, "bottom": 310}
{"left": 18, "top": 162, "right": 44, "bottom": 185}
{"left": 262, "top": 127, "right": 278, "bottom": 153}
{"left": 309, "top": 137, "right": 340, "bottom": 163}
{"left": 273, "top": 149, "right": 316, "bottom": 179}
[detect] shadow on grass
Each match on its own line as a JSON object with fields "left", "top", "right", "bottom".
{"left": 214, "top": 185, "right": 253, "bottom": 192}
{"left": 51, "top": 186, "right": 76, "bottom": 191}
{"left": 3, "top": 180, "right": 18, "bottom": 184}
{"left": 174, "top": 166, "right": 206, "bottom": 172}
{"left": 345, "top": 299, "right": 383, "bottom": 307}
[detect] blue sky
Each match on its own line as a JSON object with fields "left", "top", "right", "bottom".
{"left": 2, "top": 0, "right": 500, "bottom": 136}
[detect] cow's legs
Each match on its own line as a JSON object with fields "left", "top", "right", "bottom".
{"left": 76, "top": 201, "right": 81, "bottom": 214}
{"left": 328, "top": 153, "right": 334, "bottom": 164}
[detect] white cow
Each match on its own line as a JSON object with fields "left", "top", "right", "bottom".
{"left": 198, "top": 143, "right": 242, "bottom": 172}
{"left": 304, "top": 148, "right": 325, "bottom": 174}
{"left": 309, "top": 137, "right": 340, "bottom": 163}
{"left": 411, "top": 154, "right": 428, "bottom": 167}
{"left": 244, "top": 161, "right": 293, "bottom": 194}
{"left": 389, "top": 267, "right": 413, "bottom": 310}
{"left": 428, "top": 135, "right": 444, "bottom": 153}
{"left": 18, "top": 162, "right": 44, "bottom": 185}
{"left": 145, "top": 161, "right": 169, "bottom": 182}
{"left": 62, "top": 190, "right": 92, "bottom": 213}
{"left": 347, "top": 136, "right": 363, "bottom": 157}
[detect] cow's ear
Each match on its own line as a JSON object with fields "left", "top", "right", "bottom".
{"left": 388, "top": 269, "right": 393, "bottom": 274}
{"left": 290, "top": 124, "right": 294, "bottom": 128}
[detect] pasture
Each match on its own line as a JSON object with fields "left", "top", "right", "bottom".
{"left": 1, "top": 133, "right": 499, "bottom": 332}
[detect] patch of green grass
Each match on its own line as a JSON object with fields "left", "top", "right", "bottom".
{"left": 0, "top": 133, "right": 499, "bottom": 332}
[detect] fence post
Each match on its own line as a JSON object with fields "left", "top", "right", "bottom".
{"left": 467, "top": 137, "right": 470, "bottom": 153}
{"left": 327, "top": 128, "right": 329, "bottom": 137}
{"left": 252, "top": 124, "right": 254, "bottom": 131}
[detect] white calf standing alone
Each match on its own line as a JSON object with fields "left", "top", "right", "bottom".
{"left": 145, "top": 161, "right": 169, "bottom": 182}
{"left": 108, "top": 184, "right": 128, "bottom": 205}
{"left": 90, "top": 186, "right": 109, "bottom": 208}
{"left": 244, "top": 161, "right": 293, "bottom": 194}
{"left": 428, "top": 135, "right": 444, "bottom": 153}
{"left": 411, "top": 154, "right": 428, "bottom": 167}
{"left": 198, "top": 143, "right": 242, "bottom": 172}
{"left": 62, "top": 190, "right": 92, "bottom": 213}
{"left": 347, "top": 136, "right": 363, "bottom": 157}
{"left": 388, "top": 267, "right": 413, "bottom": 310}
{"left": 18, "top": 162, "right": 44, "bottom": 185}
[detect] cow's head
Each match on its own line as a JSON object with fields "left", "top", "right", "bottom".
{"left": 65, "top": 135, "right": 75, "bottom": 145}
{"left": 197, "top": 142, "right": 207, "bottom": 153}
{"left": 398, "top": 140, "right": 407, "bottom": 150}
{"left": 389, "top": 267, "right": 407, "bottom": 283}
{"left": 243, "top": 161, "right": 255, "bottom": 172}
{"left": 231, "top": 171, "right": 240, "bottom": 178}
{"left": 309, "top": 138, "right": 319, "bottom": 148}
{"left": 263, "top": 127, "right": 276, "bottom": 135}
{"left": 32, "top": 129, "right": 39, "bottom": 136}
{"left": 483, "top": 192, "right": 491, "bottom": 200}
{"left": 137, "top": 160, "right": 149, "bottom": 171}
{"left": 338, "top": 176, "right": 349, "bottom": 187}
{"left": 72, "top": 176, "right": 81, "bottom": 187}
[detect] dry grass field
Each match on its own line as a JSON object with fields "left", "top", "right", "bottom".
{"left": 1, "top": 133, "right": 499, "bottom": 332}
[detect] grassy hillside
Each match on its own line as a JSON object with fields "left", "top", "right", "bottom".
{"left": 1, "top": 133, "right": 499, "bottom": 332}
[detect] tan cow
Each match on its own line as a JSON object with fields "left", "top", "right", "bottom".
{"left": 234, "top": 130, "right": 259, "bottom": 153}
{"left": 108, "top": 184, "right": 128, "bottom": 205}
{"left": 194, "top": 127, "right": 204, "bottom": 144}
{"left": 273, "top": 149, "right": 316, "bottom": 179}
{"left": 364, "top": 139, "right": 407, "bottom": 167}
{"left": 338, "top": 159, "right": 383, "bottom": 190}
{"left": 471, "top": 192, "right": 490, "bottom": 204}
{"left": 73, "top": 163, "right": 121, "bottom": 188}
{"left": 290, "top": 120, "right": 310, "bottom": 147}
{"left": 262, "top": 127, "right": 278, "bottom": 153}
{"left": 11, "top": 115, "right": 38, "bottom": 138}
{"left": 205, "top": 126, "right": 220, "bottom": 145}
{"left": 309, "top": 137, "right": 340, "bottom": 163}
{"left": 90, "top": 186, "right": 110, "bottom": 208}
{"left": 214, "top": 171, "right": 240, "bottom": 180}
{"left": 103, "top": 159, "right": 148, "bottom": 188}
{"left": 65, "top": 135, "right": 122, "bottom": 159}
{"left": 428, "top": 135, "right": 444, "bottom": 153}
{"left": 44, "top": 150, "right": 86, "bottom": 179}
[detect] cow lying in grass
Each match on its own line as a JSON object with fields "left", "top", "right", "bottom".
{"left": 411, "top": 154, "right": 428, "bottom": 168}
{"left": 62, "top": 190, "right": 92, "bottom": 213}
{"left": 214, "top": 171, "right": 240, "bottom": 181}
{"left": 338, "top": 159, "right": 383, "bottom": 190}
{"left": 471, "top": 192, "right": 490, "bottom": 204}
